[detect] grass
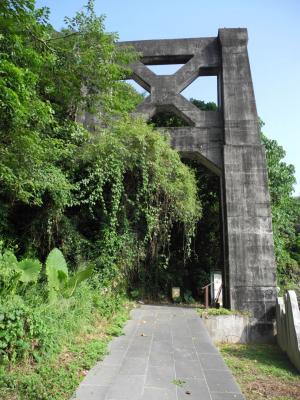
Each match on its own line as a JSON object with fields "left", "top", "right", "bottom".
{"left": 197, "top": 307, "right": 250, "bottom": 317}
{"left": 0, "top": 298, "right": 133, "bottom": 400}
{"left": 219, "top": 343, "right": 300, "bottom": 400}
{"left": 172, "top": 378, "right": 186, "bottom": 387}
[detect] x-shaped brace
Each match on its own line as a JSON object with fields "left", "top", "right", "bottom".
{"left": 129, "top": 54, "right": 217, "bottom": 126}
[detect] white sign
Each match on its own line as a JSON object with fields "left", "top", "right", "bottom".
{"left": 210, "top": 271, "right": 223, "bottom": 306}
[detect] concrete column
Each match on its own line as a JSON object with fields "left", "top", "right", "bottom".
{"left": 219, "top": 29, "right": 277, "bottom": 334}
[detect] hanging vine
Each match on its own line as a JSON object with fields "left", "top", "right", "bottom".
{"left": 73, "top": 116, "right": 201, "bottom": 296}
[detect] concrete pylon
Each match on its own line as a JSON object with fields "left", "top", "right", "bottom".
{"left": 119, "top": 28, "right": 277, "bottom": 339}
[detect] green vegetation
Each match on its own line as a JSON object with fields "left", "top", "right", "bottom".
{"left": 0, "top": 241, "right": 131, "bottom": 399}
{"left": 72, "top": 116, "right": 200, "bottom": 296}
{"left": 0, "top": 1, "right": 201, "bottom": 397}
{"left": 1, "top": 0, "right": 298, "bottom": 302}
{"left": 220, "top": 344, "right": 300, "bottom": 400}
{"left": 172, "top": 378, "right": 186, "bottom": 387}
{"left": 0, "top": 0, "right": 200, "bottom": 297}
{"left": 0, "top": 286, "right": 132, "bottom": 399}
{"left": 197, "top": 307, "right": 246, "bottom": 317}
{"left": 0, "top": 0, "right": 299, "bottom": 398}
{"left": 261, "top": 125, "right": 300, "bottom": 293}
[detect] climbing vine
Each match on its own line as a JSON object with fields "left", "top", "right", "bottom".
{"left": 72, "top": 117, "right": 201, "bottom": 294}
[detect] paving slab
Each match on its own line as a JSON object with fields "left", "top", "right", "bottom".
{"left": 72, "top": 305, "right": 245, "bottom": 400}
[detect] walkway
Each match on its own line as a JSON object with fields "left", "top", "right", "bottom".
{"left": 73, "top": 305, "right": 244, "bottom": 400}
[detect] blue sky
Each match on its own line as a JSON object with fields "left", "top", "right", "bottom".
{"left": 36, "top": 0, "right": 300, "bottom": 195}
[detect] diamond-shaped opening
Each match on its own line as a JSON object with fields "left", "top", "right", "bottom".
{"left": 146, "top": 64, "right": 185, "bottom": 75}
{"left": 149, "top": 105, "right": 194, "bottom": 128}
{"left": 181, "top": 76, "right": 219, "bottom": 110}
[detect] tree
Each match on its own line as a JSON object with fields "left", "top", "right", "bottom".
{"left": 261, "top": 124, "right": 299, "bottom": 289}
{"left": 0, "top": 0, "right": 71, "bottom": 208}
{"left": 0, "top": 1, "right": 201, "bottom": 298}
{"left": 0, "top": 0, "right": 140, "bottom": 252}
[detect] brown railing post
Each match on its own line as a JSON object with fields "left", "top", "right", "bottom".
{"left": 202, "top": 282, "right": 213, "bottom": 309}
{"left": 204, "top": 286, "right": 209, "bottom": 309}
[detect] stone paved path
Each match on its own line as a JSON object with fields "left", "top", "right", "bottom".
{"left": 73, "top": 305, "right": 245, "bottom": 400}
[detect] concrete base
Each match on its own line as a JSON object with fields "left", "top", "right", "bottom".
{"left": 276, "top": 290, "right": 300, "bottom": 371}
{"left": 202, "top": 315, "right": 275, "bottom": 344}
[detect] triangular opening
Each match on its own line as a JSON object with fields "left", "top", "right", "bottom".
{"left": 118, "top": 80, "right": 146, "bottom": 111}
{"left": 124, "top": 79, "right": 148, "bottom": 95}
{"left": 149, "top": 106, "right": 193, "bottom": 128}
{"left": 181, "top": 76, "right": 218, "bottom": 109}
{"left": 146, "top": 64, "right": 184, "bottom": 75}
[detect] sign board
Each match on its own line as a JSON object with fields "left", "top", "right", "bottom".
{"left": 210, "top": 271, "right": 223, "bottom": 307}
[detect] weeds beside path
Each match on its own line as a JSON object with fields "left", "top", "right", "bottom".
{"left": 220, "top": 343, "right": 300, "bottom": 400}
{"left": 0, "top": 296, "right": 133, "bottom": 400}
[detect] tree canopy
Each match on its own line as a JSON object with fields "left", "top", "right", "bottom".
{"left": 0, "top": 0, "right": 201, "bottom": 297}
{"left": 261, "top": 126, "right": 300, "bottom": 290}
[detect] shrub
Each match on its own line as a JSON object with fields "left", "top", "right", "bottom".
{"left": 0, "top": 298, "right": 54, "bottom": 363}
{"left": 0, "top": 247, "right": 42, "bottom": 297}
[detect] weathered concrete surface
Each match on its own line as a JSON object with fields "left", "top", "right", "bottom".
{"left": 219, "top": 29, "right": 277, "bottom": 332}
{"left": 202, "top": 314, "right": 275, "bottom": 344}
{"left": 120, "top": 36, "right": 223, "bottom": 171}
{"left": 276, "top": 290, "right": 300, "bottom": 371}
{"left": 119, "top": 28, "right": 277, "bottom": 333}
{"left": 72, "top": 305, "right": 245, "bottom": 400}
